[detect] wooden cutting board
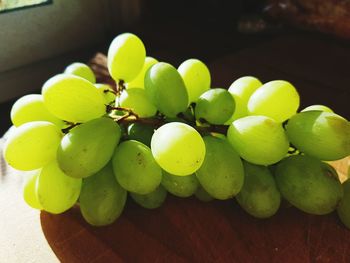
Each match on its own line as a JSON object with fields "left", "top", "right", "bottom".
{"left": 1, "top": 134, "right": 349, "bottom": 262}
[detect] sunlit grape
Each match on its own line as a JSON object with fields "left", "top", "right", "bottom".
{"left": 23, "top": 170, "right": 42, "bottom": 210}
{"left": 95, "top": 83, "right": 116, "bottom": 105}
{"left": 178, "top": 59, "right": 211, "bottom": 103}
{"left": 108, "top": 33, "right": 146, "bottom": 82}
{"left": 227, "top": 76, "right": 262, "bottom": 122}
{"left": 286, "top": 111, "right": 350, "bottom": 161}
{"left": 4, "top": 121, "right": 62, "bottom": 171}
{"left": 11, "top": 94, "right": 64, "bottom": 127}
{"left": 126, "top": 56, "right": 158, "bottom": 89}
{"left": 195, "top": 88, "right": 235, "bottom": 125}
{"left": 301, "top": 104, "right": 333, "bottom": 113}
{"left": 64, "top": 62, "right": 96, "bottom": 83}
{"left": 36, "top": 161, "right": 82, "bottom": 214}
{"left": 248, "top": 80, "right": 299, "bottom": 123}
{"left": 227, "top": 115, "right": 289, "bottom": 165}
{"left": 57, "top": 117, "right": 121, "bottom": 178}
{"left": 151, "top": 122, "right": 205, "bottom": 176}
{"left": 42, "top": 74, "right": 106, "bottom": 123}
{"left": 145, "top": 62, "right": 188, "bottom": 117}
{"left": 119, "top": 88, "right": 157, "bottom": 117}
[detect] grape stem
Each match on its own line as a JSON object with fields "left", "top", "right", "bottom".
{"left": 61, "top": 122, "right": 81, "bottom": 134}
{"left": 118, "top": 116, "right": 165, "bottom": 127}
{"left": 104, "top": 89, "right": 117, "bottom": 95}
{"left": 107, "top": 105, "right": 229, "bottom": 134}
{"left": 115, "top": 80, "right": 125, "bottom": 95}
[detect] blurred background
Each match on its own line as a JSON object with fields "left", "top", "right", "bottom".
{"left": 1, "top": 0, "right": 349, "bottom": 135}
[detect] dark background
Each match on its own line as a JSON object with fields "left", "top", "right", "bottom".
{"left": 1, "top": 0, "right": 349, "bottom": 135}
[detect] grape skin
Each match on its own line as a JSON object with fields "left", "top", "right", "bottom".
{"left": 227, "top": 76, "right": 262, "bottom": 123}
{"left": 130, "top": 185, "right": 167, "bottom": 209}
{"left": 195, "top": 88, "right": 235, "bottom": 125}
{"left": 4, "top": 121, "right": 62, "bottom": 171}
{"left": 196, "top": 136, "right": 244, "bottom": 200}
{"left": 57, "top": 117, "right": 121, "bottom": 178}
{"left": 227, "top": 115, "right": 289, "bottom": 165}
{"left": 11, "top": 94, "right": 64, "bottom": 128}
{"left": 145, "top": 62, "right": 188, "bottom": 117}
{"left": 151, "top": 122, "right": 206, "bottom": 176}
{"left": 119, "top": 88, "right": 157, "bottom": 117}
{"left": 23, "top": 170, "right": 43, "bottom": 210}
{"left": 42, "top": 74, "right": 106, "bottom": 123}
{"left": 178, "top": 59, "right": 211, "bottom": 103}
{"left": 108, "top": 33, "right": 146, "bottom": 82}
{"left": 248, "top": 80, "right": 300, "bottom": 123}
{"left": 126, "top": 56, "right": 158, "bottom": 89}
{"left": 80, "top": 163, "right": 127, "bottom": 226}
{"left": 64, "top": 62, "right": 96, "bottom": 83}
{"left": 161, "top": 170, "right": 198, "bottom": 198}
{"left": 36, "top": 161, "right": 82, "bottom": 214}
{"left": 285, "top": 111, "right": 350, "bottom": 161}
{"left": 112, "top": 140, "right": 162, "bottom": 194}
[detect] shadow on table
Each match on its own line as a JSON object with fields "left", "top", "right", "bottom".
{"left": 40, "top": 195, "right": 350, "bottom": 263}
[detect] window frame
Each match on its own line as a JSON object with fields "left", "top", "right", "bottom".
{"left": 0, "top": 0, "right": 53, "bottom": 14}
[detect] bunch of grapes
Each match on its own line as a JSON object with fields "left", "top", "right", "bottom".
{"left": 3, "top": 33, "right": 350, "bottom": 227}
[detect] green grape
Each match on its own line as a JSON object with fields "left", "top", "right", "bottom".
{"left": 10, "top": 94, "right": 64, "bottom": 127}
{"left": 42, "top": 74, "right": 106, "bottom": 123}
{"left": 57, "top": 117, "right": 121, "bottom": 178}
{"left": 112, "top": 140, "right": 162, "bottom": 194}
{"left": 275, "top": 155, "right": 343, "bottom": 215}
{"left": 126, "top": 56, "right": 158, "bottom": 88}
{"left": 195, "top": 88, "right": 235, "bottom": 125}
{"left": 248, "top": 80, "right": 300, "bottom": 123}
{"left": 127, "top": 123, "right": 154, "bottom": 146}
{"left": 227, "top": 76, "right": 262, "bottom": 122}
{"left": 178, "top": 59, "right": 211, "bottom": 103}
{"left": 196, "top": 136, "right": 244, "bottom": 200}
{"left": 130, "top": 185, "right": 167, "bottom": 209}
{"left": 227, "top": 116, "right": 289, "bottom": 165}
{"left": 79, "top": 163, "right": 127, "bottom": 226}
{"left": 144, "top": 62, "right": 188, "bottom": 117}
{"left": 23, "top": 170, "right": 42, "bottom": 210}
{"left": 161, "top": 170, "right": 198, "bottom": 197}
{"left": 95, "top": 83, "right": 116, "bottom": 104}
{"left": 36, "top": 161, "right": 82, "bottom": 214}
{"left": 4, "top": 121, "right": 62, "bottom": 171}
{"left": 108, "top": 33, "right": 146, "bottom": 82}
{"left": 195, "top": 185, "right": 214, "bottom": 202}
{"left": 337, "top": 179, "right": 350, "bottom": 229}
{"left": 119, "top": 88, "right": 157, "bottom": 117}
{"left": 286, "top": 111, "right": 350, "bottom": 161}
{"left": 301, "top": 104, "right": 333, "bottom": 113}
{"left": 151, "top": 122, "right": 205, "bottom": 176}
{"left": 64, "top": 62, "right": 96, "bottom": 83}
{"left": 236, "top": 161, "right": 281, "bottom": 218}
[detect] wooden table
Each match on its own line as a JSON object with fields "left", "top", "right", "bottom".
{"left": 1, "top": 33, "right": 349, "bottom": 262}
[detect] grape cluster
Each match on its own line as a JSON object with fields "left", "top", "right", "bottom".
{"left": 3, "top": 33, "right": 350, "bottom": 227}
